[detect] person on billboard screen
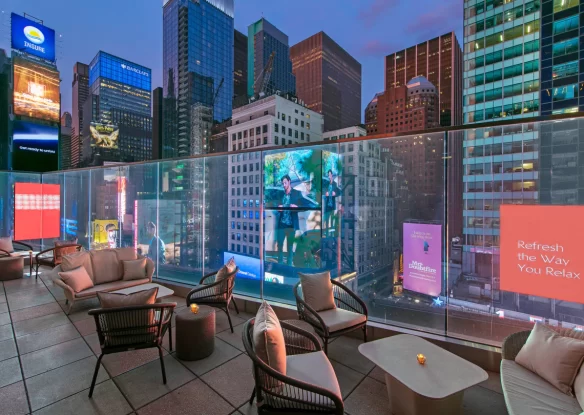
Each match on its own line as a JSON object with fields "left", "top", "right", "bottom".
{"left": 147, "top": 222, "right": 166, "bottom": 265}
{"left": 324, "top": 169, "right": 341, "bottom": 235}
{"left": 275, "top": 175, "right": 302, "bottom": 265}
{"left": 106, "top": 223, "right": 118, "bottom": 249}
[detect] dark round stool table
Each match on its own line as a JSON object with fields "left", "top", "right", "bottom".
{"left": 176, "top": 305, "right": 215, "bottom": 361}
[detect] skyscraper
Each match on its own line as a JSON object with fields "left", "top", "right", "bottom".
{"left": 364, "top": 92, "right": 382, "bottom": 135}
{"left": 234, "top": 29, "right": 248, "bottom": 109}
{"left": 381, "top": 32, "right": 463, "bottom": 132}
{"left": 291, "top": 32, "right": 362, "bottom": 132}
{"left": 462, "top": 0, "right": 540, "bottom": 288}
{"left": 163, "top": 0, "right": 234, "bottom": 157}
{"left": 71, "top": 62, "right": 89, "bottom": 170}
{"left": 60, "top": 112, "right": 72, "bottom": 170}
{"left": 247, "top": 18, "right": 295, "bottom": 97}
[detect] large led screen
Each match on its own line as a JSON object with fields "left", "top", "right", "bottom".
{"left": 11, "top": 13, "right": 56, "bottom": 62}
{"left": 403, "top": 223, "right": 442, "bottom": 297}
{"left": 501, "top": 205, "right": 584, "bottom": 303}
{"left": 14, "top": 183, "right": 60, "bottom": 240}
{"left": 90, "top": 123, "right": 119, "bottom": 149}
{"left": 13, "top": 57, "right": 60, "bottom": 122}
{"left": 12, "top": 121, "right": 59, "bottom": 172}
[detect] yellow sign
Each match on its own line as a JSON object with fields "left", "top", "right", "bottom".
{"left": 93, "top": 220, "right": 118, "bottom": 247}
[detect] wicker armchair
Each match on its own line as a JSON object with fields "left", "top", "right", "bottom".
{"left": 501, "top": 330, "right": 531, "bottom": 361}
{"left": 88, "top": 302, "right": 176, "bottom": 397}
{"left": 294, "top": 279, "right": 368, "bottom": 354}
{"left": 35, "top": 244, "right": 82, "bottom": 279}
{"left": 186, "top": 267, "right": 240, "bottom": 333}
{"left": 243, "top": 319, "right": 344, "bottom": 414}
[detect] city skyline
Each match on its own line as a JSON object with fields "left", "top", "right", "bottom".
{"left": 0, "top": 0, "right": 464, "bottom": 120}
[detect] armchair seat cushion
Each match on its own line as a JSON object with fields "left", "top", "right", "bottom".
{"left": 286, "top": 351, "right": 341, "bottom": 401}
{"left": 75, "top": 278, "right": 150, "bottom": 298}
{"left": 501, "top": 360, "right": 582, "bottom": 415}
{"left": 318, "top": 308, "right": 366, "bottom": 333}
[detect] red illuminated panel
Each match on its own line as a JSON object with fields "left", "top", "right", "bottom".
{"left": 500, "top": 205, "right": 584, "bottom": 303}
{"left": 14, "top": 183, "right": 60, "bottom": 240}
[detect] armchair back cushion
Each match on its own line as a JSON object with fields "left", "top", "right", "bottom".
{"left": 59, "top": 266, "right": 94, "bottom": 293}
{"left": 90, "top": 249, "right": 121, "bottom": 284}
{"left": 115, "top": 247, "right": 138, "bottom": 275}
{"left": 122, "top": 258, "right": 147, "bottom": 281}
{"left": 0, "top": 238, "right": 14, "bottom": 253}
{"left": 516, "top": 323, "right": 584, "bottom": 395}
{"left": 298, "top": 271, "right": 336, "bottom": 312}
{"left": 97, "top": 287, "right": 158, "bottom": 309}
{"left": 253, "top": 301, "right": 286, "bottom": 375}
{"left": 60, "top": 251, "right": 94, "bottom": 282}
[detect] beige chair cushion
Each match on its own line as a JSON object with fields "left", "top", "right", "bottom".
{"left": 299, "top": 271, "right": 336, "bottom": 312}
{"left": 0, "top": 237, "right": 14, "bottom": 253}
{"left": 574, "top": 364, "right": 584, "bottom": 410}
{"left": 286, "top": 351, "right": 341, "bottom": 402}
{"left": 501, "top": 359, "right": 582, "bottom": 415}
{"left": 318, "top": 308, "right": 367, "bottom": 332}
{"left": 253, "top": 302, "right": 286, "bottom": 375}
{"left": 59, "top": 266, "right": 94, "bottom": 293}
{"left": 516, "top": 323, "right": 584, "bottom": 395}
{"left": 216, "top": 257, "right": 236, "bottom": 282}
{"left": 122, "top": 258, "right": 147, "bottom": 281}
{"left": 75, "top": 278, "right": 150, "bottom": 298}
{"left": 90, "top": 249, "right": 121, "bottom": 284}
{"left": 60, "top": 251, "right": 94, "bottom": 282}
{"left": 115, "top": 247, "right": 138, "bottom": 276}
{"left": 97, "top": 287, "right": 158, "bottom": 309}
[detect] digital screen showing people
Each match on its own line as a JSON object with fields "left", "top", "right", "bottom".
{"left": 263, "top": 149, "right": 341, "bottom": 276}
{"left": 13, "top": 57, "right": 60, "bottom": 122}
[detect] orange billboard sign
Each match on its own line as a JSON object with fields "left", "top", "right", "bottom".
{"left": 500, "top": 205, "right": 583, "bottom": 303}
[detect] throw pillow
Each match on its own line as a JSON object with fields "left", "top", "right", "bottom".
{"left": 298, "top": 271, "right": 336, "bottom": 312}
{"left": 516, "top": 323, "right": 584, "bottom": 395}
{"left": 58, "top": 266, "right": 94, "bottom": 293}
{"left": 122, "top": 258, "right": 147, "bottom": 281}
{"left": 253, "top": 301, "right": 286, "bottom": 375}
{"left": 216, "top": 256, "right": 236, "bottom": 282}
{"left": 97, "top": 287, "right": 158, "bottom": 309}
{"left": 60, "top": 251, "right": 94, "bottom": 282}
{"left": 0, "top": 237, "right": 14, "bottom": 253}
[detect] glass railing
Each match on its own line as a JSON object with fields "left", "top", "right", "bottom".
{"left": 2, "top": 115, "right": 584, "bottom": 346}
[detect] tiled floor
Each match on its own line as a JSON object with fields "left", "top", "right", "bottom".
{"left": 0, "top": 272, "right": 509, "bottom": 415}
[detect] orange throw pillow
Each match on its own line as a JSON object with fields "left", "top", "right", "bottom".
{"left": 58, "top": 266, "right": 94, "bottom": 293}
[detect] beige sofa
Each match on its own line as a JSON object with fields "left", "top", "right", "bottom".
{"left": 52, "top": 247, "right": 154, "bottom": 314}
{"left": 501, "top": 328, "right": 584, "bottom": 415}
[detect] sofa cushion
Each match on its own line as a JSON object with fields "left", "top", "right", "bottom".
{"left": 60, "top": 251, "right": 94, "bottom": 282}
{"left": 90, "top": 249, "right": 121, "bottom": 284}
{"left": 318, "top": 308, "right": 367, "bottom": 332}
{"left": 501, "top": 359, "right": 582, "bottom": 415}
{"left": 97, "top": 287, "right": 158, "bottom": 309}
{"left": 58, "top": 266, "right": 94, "bottom": 293}
{"left": 299, "top": 271, "right": 336, "bottom": 312}
{"left": 0, "top": 237, "right": 14, "bottom": 253}
{"left": 286, "top": 351, "right": 341, "bottom": 403}
{"left": 115, "top": 247, "right": 137, "bottom": 275}
{"left": 75, "top": 278, "right": 150, "bottom": 298}
{"left": 122, "top": 258, "right": 147, "bottom": 281}
{"left": 516, "top": 323, "right": 584, "bottom": 395}
{"left": 253, "top": 302, "right": 286, "bottom": 375}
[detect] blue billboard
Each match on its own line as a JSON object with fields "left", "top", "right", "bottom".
{"left": 12, "top": 121, "right": 58, "bottom": 172}
{"left": 11, "top": 13, "right": 56, "bottom": 62}
{"left": 224, "top": 252, "right": 260, "bottom": 280}
{"left": 89, "top": 51, "right": 151, "bottom": 91}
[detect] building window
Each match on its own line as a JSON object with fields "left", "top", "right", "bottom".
{"left": 554, "top": 16, "right": 579, "bottom": 36}
{"left": 262, "top": 124, "right": 268, "bottom": 133}
{"left": 274, "top": 123, "right": 279, "bottom": 133}
{"left": 275, "top": 137, "right": 279, "bottom": 145}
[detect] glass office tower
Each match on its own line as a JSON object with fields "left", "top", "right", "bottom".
{"left": 163, "top": 0, "right": 234, "bottom": 157}
{"left": 462, "top": 1, "right": 540, "bottom": 295}
{"left": 89, "top": 51, "right": 151, "bottom": 124}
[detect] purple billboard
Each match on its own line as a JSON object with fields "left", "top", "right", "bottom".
{"left": 403, "top": 223, "right": 442, "bottom": 296}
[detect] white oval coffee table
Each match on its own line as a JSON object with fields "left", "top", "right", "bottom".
{"left": 359, "top": 334, "right": 488, "bottom": 415}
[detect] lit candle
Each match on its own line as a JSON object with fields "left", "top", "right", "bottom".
{"left": 417, "top": 354, "right": 426, "bottom": 365}
{"left": 190, "top": 303, "right": 199, "bottom": 314}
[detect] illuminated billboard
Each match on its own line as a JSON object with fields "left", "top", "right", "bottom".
{"left": 12, "top": 120, "right": 58, "bottom": 172}
{"left": 14, "top": 183, "right": 60, "bottom": 240}
{"left": 89, "top": 51, "right": 151, "bottom": 91}
{"left": 13, "top": 57, "right": 60, "bottom": 122}
{"left": 90, "top": 123, "right": 119, "bottom": 149}
{"left": 403, "top": 223, "right": 442, "bottom": 297}
{"left": 501, "top": 205, "right": 584, "bottom": 303}
{"left": 92, "top": 220, "right": 119, "bottom": 249}
{"left": 11, "top": 13, "right": 56, "bottom": 62}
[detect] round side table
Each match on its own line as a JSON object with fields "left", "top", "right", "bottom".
{"left": 176, "top": 305, "right": 215, "bottom": 361}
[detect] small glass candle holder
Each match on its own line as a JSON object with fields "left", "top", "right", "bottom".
{"left": 417, "top": 353, "right": 426, "bottom": 365}
{"left": 190, "top": 303, "right": 199, "bottom": 314}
